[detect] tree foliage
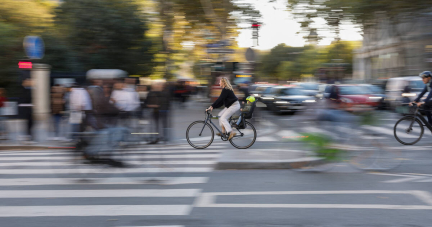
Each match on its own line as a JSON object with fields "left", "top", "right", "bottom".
{"left": 287, "top": 0, "right": 432, "bottom": 41}
{"left": 257, "top": 41, "right": 359, "bottom": 81}
{"left": 55, "top": 0, "right": 155, "bottom": 75}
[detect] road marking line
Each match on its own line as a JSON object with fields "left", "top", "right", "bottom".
{"left": 256, "top": 136, "right": 278, "bottom": 142}
{"left": 0, "top": 154, "right": 219, "bottom": 161}
{"left": 194, "top": 190, "right": 432, "bottom": 209}
{"left": 0, "top": 177, "right": 209, "bottom": 186}
{"left": 0, "top": 160, "right": 216, "bottom": 167}
{"left": 0, "top": 189, "right": 201, "bottom": 198}
{"left": 118, "top": 226, "right": 183, "bottom": 227}
{"left": 0, "top": 205, "right": 191, "bottom": 217}
{"left": 0, "top": 167, "right": 212, "bottom": 174}
{"left": 385, "top": 176, "right": 426, "bottom": 183}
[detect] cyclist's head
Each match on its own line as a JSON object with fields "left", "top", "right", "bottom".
{"left": 246, "top": 96, "right": 255, "bottom": 103}
{"left": 220, "top": 77, "right": 234, "bottom": 91}
{"left": 419, "top": 71, "right": 432, "bottom": 84}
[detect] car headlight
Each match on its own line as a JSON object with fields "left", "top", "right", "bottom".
{"left": 261, "top": 97, "right": 274, "bottom": 100}
{"left": 275, "top": 101, "right": 289, "bottom": 104}
{"left": 368, "top": 96, "right": 382, "bottom": 100}
{"left": 402, "top": 93, "right": 416, "bottom": 97}
{"left": 302, "top": 100, "right": 316, "bottom": 103}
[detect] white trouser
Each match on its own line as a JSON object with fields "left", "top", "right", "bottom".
{"left": 218, "top": 101, "right": 241, "bottom": 133}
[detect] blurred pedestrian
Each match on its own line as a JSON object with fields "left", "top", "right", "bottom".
{"left": 0, "top": 88, "right": 7, "bottom": 140}
{"left": 50, "top": 84, "right": 65, "bottom": 140}
{"left": 146, "top": 82, "right": 171, "bottom": 144}
{"left": 69, "top": 84, "right": 92, "bottom": 139}
{"left": 18, "top": 78, "right": 34, "bottom": 143}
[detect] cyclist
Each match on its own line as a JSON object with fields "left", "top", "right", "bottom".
{"left": 410, "top": 71, "right": 432, "bottom": 124}
{"left": 206, "top": 77, "right": 240, "bottom": 140}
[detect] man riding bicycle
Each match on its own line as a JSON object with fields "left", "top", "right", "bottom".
{"left": 410, "top": 71, "right": 432, "bottom": 124}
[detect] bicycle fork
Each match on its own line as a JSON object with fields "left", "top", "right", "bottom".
{"left": 199, "top": 118, "right": 209, "bottom": 136}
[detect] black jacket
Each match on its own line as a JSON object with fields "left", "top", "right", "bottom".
{"left": 211, "top": 88, "right": 238, "bottom": 108}
{"left": 415, "top": 82, "right": 432, "bottom": 102}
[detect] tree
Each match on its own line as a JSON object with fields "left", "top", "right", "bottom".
{"left": 287, "top": 0, "right": 431, "bottom": 42}
{"left": 55, "top": 0, "right": 156, "bottom": 75}
{"left": 0, "top": 0, "right": 54, "bottom": 94}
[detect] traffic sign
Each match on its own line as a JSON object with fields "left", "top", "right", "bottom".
{"left": 23, "top": 36, "right": 44, "bottom": 59}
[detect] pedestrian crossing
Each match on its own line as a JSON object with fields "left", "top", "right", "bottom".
{"left": 0, "top": 143, "right": 227, "bottom": 222}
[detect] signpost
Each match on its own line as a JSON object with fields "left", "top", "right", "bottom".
{"left": 23, "top": 36, "right": 45, "bottom": 59}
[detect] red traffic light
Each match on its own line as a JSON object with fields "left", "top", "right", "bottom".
{"left": 252, "top": 23, "right": 261, "bottom": 28}
{"left": 19, "top": 61, "right": 32, "bottom": 69}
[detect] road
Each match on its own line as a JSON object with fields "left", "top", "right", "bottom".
{"left": 0, "top": 103, "right": 431, "bottom": 227}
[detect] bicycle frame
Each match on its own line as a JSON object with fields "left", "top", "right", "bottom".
{"left": 201, "top": 112, "right": 225, "bottom": 137}
{"left": 406, "top": 106, "right": 432, "bottom": 132}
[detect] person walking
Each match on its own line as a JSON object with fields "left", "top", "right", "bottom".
{"left": 206, "top": 77, "right": 240, "bottom": 140}
{"left": 0, "top": 88, "right": 7, "bottom": 140}
{"left": 18, "top": 78, "right": 34, "bottom": 143}
{"left": 51, "top": 84, "right": 65, "bottom": 140}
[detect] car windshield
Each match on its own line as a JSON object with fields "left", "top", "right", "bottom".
{"left": 339, "top": 86, "right": 368, "bottom": 95}
{"left": 263, "top": 87, "right": 274, "bottom": 94}
{"left": 299, "top": 83, "right": 319, "bottom": 90}
{"left": 255, "top": 86, "right": 270, "bottom": 92}
{"left": 281, "top": 88, "right": 304, "bottom": 96}
{"left": 410, "top": 80, "right": 424, "bottom": 90}
{"left": 365, "top": 85, "right": 383, "bottom": 94}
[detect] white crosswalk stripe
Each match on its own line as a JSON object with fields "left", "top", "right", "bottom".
{"left": 0, "top": 144, "right": 222, "bottom": 219}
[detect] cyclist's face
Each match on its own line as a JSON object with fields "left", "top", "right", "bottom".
{"left": 422, "top": 77, "right": 431, "bottom": 84}
{"left": 220, "top": 79, "right": 225, "bottom": 88}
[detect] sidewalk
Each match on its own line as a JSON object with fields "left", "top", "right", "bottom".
{"left": 215, "top": 140, "right": 323, "bottom": 170}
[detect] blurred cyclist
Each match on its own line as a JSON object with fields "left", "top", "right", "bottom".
{"left": 410, "top": 71, "right": 432, "bottom": 124}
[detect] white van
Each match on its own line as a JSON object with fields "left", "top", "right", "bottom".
{"left": 385, "top": 76, "right": 425, "bottom": 109}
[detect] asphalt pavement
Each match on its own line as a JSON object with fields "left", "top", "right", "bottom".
{"left": 0, "top": 103, "right": 431, "bottom": 226}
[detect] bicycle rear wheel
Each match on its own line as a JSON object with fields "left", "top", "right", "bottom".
{"left": 186, "top": 121, "right": 214, "bottom": 149}
{"left": 229, "top": 121, "right": 257, "bottom": 149}
{"left": 394, "top": 116, "right": 424, "bottom": 145}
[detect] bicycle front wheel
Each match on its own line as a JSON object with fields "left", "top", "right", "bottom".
{"left": 186, "top": 121, "right": 214, "bottom": 149}
{"left": 394, "top": 116, "right": 424, "bottom": 145}
{"left": 229, "top": 121, "right": 257, "bottom": 149}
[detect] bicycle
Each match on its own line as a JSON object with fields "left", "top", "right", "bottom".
{"left": 186, "top": 110, "right": 257, "bottom": 149}
{"left": 52, "top": 127, "right": 190, "bottom": 184}
{"left": 289, "top": 109, "right": 403, "bottom": 172}
{"left": 394, "top": 103, "right": 432, "bottom": 145}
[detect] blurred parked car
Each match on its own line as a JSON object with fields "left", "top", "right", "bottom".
{"left": 250, "top": 84, "right": 275, "bottom": 98}
{"left": 271, "top": 87, "right": 316, "bottom": 114}
{"left": 360, "top": 84, "right": 386, "bottom": 109}
{"left": 294, "top": 82, "right": 320, "bottom": 97}
{"left": 259, "top": 86, "right": 286, "bottom": 109}
{"left": 385, "top": 76, "right": 426, "bottom": 110}
{"left": 324, "top": 84, "right": 379, "bottom": 109}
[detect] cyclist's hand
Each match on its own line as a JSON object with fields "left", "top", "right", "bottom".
{"left": 409, "top": 102, "right": 413, "bottom": 106}
{"left": 418, "top": 102, "right": 424, "bottom": 107}
{"left": 206, "top": 106, "right": 213, "bottom": 112}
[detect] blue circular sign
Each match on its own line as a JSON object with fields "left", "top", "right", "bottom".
{"left": 23, "top": 36, "right": 45, "bottom": 59}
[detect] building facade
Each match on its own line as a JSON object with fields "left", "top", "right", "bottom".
{"left": 354, "top": 13, "right": 432, "bottom": 83}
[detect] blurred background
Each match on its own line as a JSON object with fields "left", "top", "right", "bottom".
{"left": 1, "top": 0, "right": 432, "bottom": 226}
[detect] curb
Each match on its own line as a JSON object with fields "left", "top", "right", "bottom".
{"left": 216, "top": 157, "right": 324, "bottom": 170}
{"left": 0, "top": 145, "right": 53, "bottom": 151}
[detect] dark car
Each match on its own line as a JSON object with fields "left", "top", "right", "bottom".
{"left": 259, "top": 86, "right": 286, "bottom": 110}
{"left": 294, "top": 82, "right": 320, "bottom": 97}
{"left": 271, "top": 87, "right": 316, "bottom": 114}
